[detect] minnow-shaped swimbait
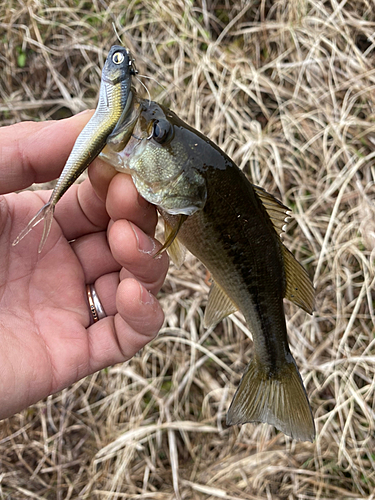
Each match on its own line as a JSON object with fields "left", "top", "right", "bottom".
{"left": 13, "top": 45, "right": 136, "bottom": 252}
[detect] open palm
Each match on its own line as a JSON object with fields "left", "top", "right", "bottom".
{"left": 0, "top": 113, "right": 168, "bottom": 419}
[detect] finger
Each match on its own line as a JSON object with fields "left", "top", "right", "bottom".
{"left": 0, "top": 111, "right": 94, "bottom": 194}
{"left": 71, "top": 215, "right": 168, "bottom": 292}
{"left": 108, "top": 219, "right": 169, "bottom": 293}
{"left": 27, "top": 169, "right": 157, "bottom": 242}
{"left": 55, "top": 178, "right": 109, "bottom": 241}
{"left": 9, "top": 177, "right": 110, "bottom": 245}
{"left": 92, "top": 275, "right": 165, "bottom": 331}
{"left": 70, "top": 232, "right": 120, "bottom": 284}
{"left": 93, "top": 272, "right": 119, "bottom": 316}
{"left": 92, "top": 266, "right": 160, "bottom": 317}
{"left": 106, "top": 173, "right": 157, "bottom": 236}
{"left": 88, "top": 158, "right": 118, "bottom": 203}
{"left": 89, "top": 160, "right": 157, "bottom": 236}
{"left": 116, "top": 278, "right": 164, "bottom": 335}
{"left": 86, "top": 279, "right": 164, "bottom": 373}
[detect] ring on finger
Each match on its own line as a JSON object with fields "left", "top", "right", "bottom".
{"left": 86, "top": 283, "right": 106, "bottom": 323}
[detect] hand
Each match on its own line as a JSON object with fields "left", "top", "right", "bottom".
{"left": 0, "top": 113, "right": 169, "bottom": 419}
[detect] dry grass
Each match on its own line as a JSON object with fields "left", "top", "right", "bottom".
{"left": 1, "top": 0, "right": 375, "bottom": 498}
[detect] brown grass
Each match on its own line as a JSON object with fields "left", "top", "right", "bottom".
{"left": 1, "top": 0, "right": 375, "bottom": 498}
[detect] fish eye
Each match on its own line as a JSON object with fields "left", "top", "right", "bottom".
{"left": 152, "top": 119, "right": 173, "bottom": 144}
{"left": 112, "top": 52, "right": 125, "bottom": 65}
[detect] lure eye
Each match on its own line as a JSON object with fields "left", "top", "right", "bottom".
{"left": 112, "top": 51, "right": 125, "bottom": 65}
{"left": 152, "top": 120, "right": 173, "bottom": 144}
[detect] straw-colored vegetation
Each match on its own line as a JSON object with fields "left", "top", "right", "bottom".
{"left": 1, "top": 0, "right": 375, "bottom": 498}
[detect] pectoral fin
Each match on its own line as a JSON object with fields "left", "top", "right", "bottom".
{"left": 203, "top": 282, "right": 238, "bottom": 329}
{"left": 282, "top": 245, "right": 315, "bottom": 314}
{"left": 154, "top": 215, "right": 188, "bottom": 262}
{"left": 162, "top": 219, "right": 187, "bottom": 269}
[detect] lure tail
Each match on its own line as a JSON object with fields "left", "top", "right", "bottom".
{"left": 12, "top": 202, "right": 55, "bottom": 253}
{"left": 226, "top": 354, "right": 315, "bottom": 442}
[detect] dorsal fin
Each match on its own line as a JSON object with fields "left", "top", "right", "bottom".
{"left": 253, "top": 185, "right": 315, "bottom": 314}
{"left": 203, "top": 281, "right": 238, "bottom": 329}
{"left": 253, "top": 185, "right": 291, "bottom": 236}
{"left": 281, "top": 245, "right": 315, "bottom": 314}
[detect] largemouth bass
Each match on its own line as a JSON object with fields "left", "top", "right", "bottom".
{"left": 100, "top": 93, "right": 316, "bottom": 442}
{"left": 13, "top": 45, "right": 136, "bottom": 252}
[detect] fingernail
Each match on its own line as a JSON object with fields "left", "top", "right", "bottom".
{"left": 139, "top": 282, "right": 155, "bottom": 305}
{"left": 130, "top": 222, "right": 156, "bottom": 254}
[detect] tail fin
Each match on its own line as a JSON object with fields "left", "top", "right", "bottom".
{"left": 226, "top": 355, "right": 315, "bottom": 442}
{"left": 12, "top": 202, "right": 54, "bottom": 253}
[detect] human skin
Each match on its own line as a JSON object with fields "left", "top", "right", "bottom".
{"left": 0, "top": 111, "right": 169, "bottom": 419}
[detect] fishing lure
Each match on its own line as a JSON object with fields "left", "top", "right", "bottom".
{"left": 13, "top": 45, "right": 136, "bottom": 252}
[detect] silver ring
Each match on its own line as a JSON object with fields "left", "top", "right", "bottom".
{"left": 86, "top": 284, "right": 106, "bottom": 323}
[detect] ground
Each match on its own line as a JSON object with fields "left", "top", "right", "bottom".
{"left": 0, "top": 1, "right": 375, "bottom": 498}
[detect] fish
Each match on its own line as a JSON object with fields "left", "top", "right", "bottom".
{"left": 100, "top": 92, "right": 316, "bottom": 442}
{"left": 13, "top": 45, "right": 137, "bottom": 253}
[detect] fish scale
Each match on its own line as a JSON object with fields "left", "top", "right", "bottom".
{"left": 101, "top": 94, "right": 316, "bottom": 442}
{"left": 169, "top": 167, "right": 288, "bottom": 361}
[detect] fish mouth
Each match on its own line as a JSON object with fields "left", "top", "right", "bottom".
{"left": 110, "top": 89, "right": 137, "bottom": 136}
{"left": 99, "top": 93, "right": 146, "bottom": 170}
{"left": 120, "top": 134, "right": 145, "bottom": 160}
{"left": 104, "top": 90, "right": 143, "bottom": 154}
{"left": 122, "top": 88, "right": 136, "bottom": 119}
